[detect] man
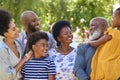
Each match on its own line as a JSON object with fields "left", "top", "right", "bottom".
{"left": 17, "top": 11, "right": 56, "bottom": 53}
{"left": 73, "top": 17, "right": 109, "bottom": 80}
{"left": 90, "top": 8, "right": 120, "bottom": 80}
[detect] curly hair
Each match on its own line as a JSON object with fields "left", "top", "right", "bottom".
{"left": 27, "top": 31, "right": 49, "bottom": 50}
{"left": 0, "top": 9, "right": 12, "bottom": 36}
{"left": 52, "top": 20, "right": 72, "bottom": 46}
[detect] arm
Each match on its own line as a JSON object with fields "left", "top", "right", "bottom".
{"left": 0, "top": 50, "right": 32, "bottom": 80}
{"left": 88, "top": 34, "right": 112, "bottom": 47}
{"left": 48, "top": 59, "right": 56, "bottom": 80}
{"left": 15, "top": 51, "right": 33, "bottom": 73}
{"left": 48, "top": 74, "right": 55, "bottom": 80}
{"left": 73, "top": 45, "right": 89, "bottom": 80}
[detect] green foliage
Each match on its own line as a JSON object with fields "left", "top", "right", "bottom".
{"left": 0, "top": 0, "right": 116, "bottom": 36}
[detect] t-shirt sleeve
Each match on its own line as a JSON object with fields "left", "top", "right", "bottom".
{"left": 21, "top": 64, "right": 25, "bottom": 74}
{"left": 48, "top": 59, "right": 56, "bottom": 75}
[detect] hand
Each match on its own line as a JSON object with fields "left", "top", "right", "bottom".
{"left": 77, "top": 41, "right": 89, "bottom": 48}
{"left": 24, "top": 50, "right": 33, "bottom": 62}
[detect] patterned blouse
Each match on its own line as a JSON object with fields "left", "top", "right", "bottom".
{"left": 48, "top": 48, "right": 78, "bottom": 80}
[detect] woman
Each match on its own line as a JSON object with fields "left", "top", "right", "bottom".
{"left": 0, "top": 10, "right": 32, "bottom": 80}
{"left": 48, "top": 20, "right": 78, "bottom": 80}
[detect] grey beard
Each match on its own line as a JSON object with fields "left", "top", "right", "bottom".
{"left": 89, "top": 29, "right": 102, "bottom": 41}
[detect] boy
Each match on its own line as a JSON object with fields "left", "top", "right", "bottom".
{"left": 21, "top": 31, "right": 56, "bottom": 80}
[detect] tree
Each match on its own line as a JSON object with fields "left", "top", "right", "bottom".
{"left": 0, "top": 0, "right": 116, "bottom": 37}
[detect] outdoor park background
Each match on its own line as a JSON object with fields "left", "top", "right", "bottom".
{"left": 0, "top": 0, "right": 120, "bottom": 42}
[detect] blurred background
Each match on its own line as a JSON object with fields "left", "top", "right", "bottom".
{"left": 0, "top": 0, "right": 120, "bottom": 42}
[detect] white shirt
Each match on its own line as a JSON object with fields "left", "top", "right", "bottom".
{"left": 48, "top": 48, "right": 78, "bottom": 80}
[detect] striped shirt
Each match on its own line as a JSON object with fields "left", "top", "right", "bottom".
{"left": 21, "top": 56, "right": 56, "bottom": 80}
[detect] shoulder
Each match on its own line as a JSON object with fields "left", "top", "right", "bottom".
{"left": 77, "top": 44, "right": 90, "bottom": 51}
{"left": 77, "top": 44, "right": 96, "bottom": 55}
{"left": 47, "top": 48, "right": 58, "bottom": 59}
{"left": 106, "top": 27, "right": 119, "bottom": 35}
{"left": 0, "top": 45, "right": 9, "bottom": 59}
{"left": 16, "top": 31, "right": 27, "bottom": 40}
{"left": 19, "top": 31, "right": 26, "bottom": 36}
{"left": 45, "top": 32, "right": 54, "bottom": 40}
{"left": 46, "top": 32, "right": 52, "bottom": 35}
{"left": 48, "top": 48, "right": 56, "bottom": 53}
{"left": 0, "top": 40, "right": 7, "bottom": 48}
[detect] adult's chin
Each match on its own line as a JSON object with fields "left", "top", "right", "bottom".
{"left": 89, "top": 33, "right": 101, "bottom": 41}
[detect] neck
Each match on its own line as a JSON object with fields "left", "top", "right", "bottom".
{"left": 59, "top": 44, "right": 72, "bottom": 55}
{"left": 4, "top": 38, "right": 15, "bottom": 45}
{"left": 26, "top": 30, "right": 32, "bottom": 36}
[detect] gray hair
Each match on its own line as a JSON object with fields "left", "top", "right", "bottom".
{"left": 90, "top": 17, "right": 109, "bottom": 27}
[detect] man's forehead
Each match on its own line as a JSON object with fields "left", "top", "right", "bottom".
{"left": 90, "top": 19, "right": 98, "bottom": 24}
{"left": 26, "top": 13, "right": 38, "bottom": 20}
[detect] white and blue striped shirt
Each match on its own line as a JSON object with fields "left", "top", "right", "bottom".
{"left": 21, "top": 56, "right": 56, "bottom": 80}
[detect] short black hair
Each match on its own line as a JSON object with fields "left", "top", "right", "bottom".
{"left": 27, "top": 31, "right": 49, "bottom": 50}
{"left": 0, "top": 9, "right": 12, "bottom": 36}
{"left": 115, "top": 7, "right": 120, "bottom": 17}
{"left": 116, "top": 7, "right": 120, "bottom": 12}
{"left": 52, "top": 20, "right": 72, "bottom": 46}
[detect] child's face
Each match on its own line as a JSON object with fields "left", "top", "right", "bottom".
{"left": 112, "top": 11, "right": 120, "bottom": 28}
{"left": 33, "top": 39, "right": 48, "bottom": 57}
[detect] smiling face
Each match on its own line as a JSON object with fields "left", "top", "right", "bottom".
{"left": 4, "top": 21, "right": 19, "bottom": 39}
{"left": 25, "top": 13, "right": 40, "bottom": 33}
{"left": 112, "top": 11, "right": 120, "bottom": 28}
{"left": 32, "top": 39, "right": 48, "bottom": 58}
{"left": 57, "top": 26, "right": 73, "bottom": 45}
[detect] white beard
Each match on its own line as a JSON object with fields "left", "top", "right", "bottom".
{"left": 89, "top": 28, "right": 102, "bottom": 41}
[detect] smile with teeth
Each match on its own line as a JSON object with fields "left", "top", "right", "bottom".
{"left": 69, "top": 37, "right": 72, "bottom": 39}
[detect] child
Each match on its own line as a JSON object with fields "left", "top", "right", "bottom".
{"left": 21, "top": 31, "right": 56, "bottom": 80}
{"left": 90, "top": 8, "right": 120, "bottom": 80}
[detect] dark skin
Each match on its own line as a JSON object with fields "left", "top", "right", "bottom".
{"left": 88, "top": 18, "right": 112, "bottom": 47}
{"left": 88, "top": 10, "right": 120, "bottom": 47}
{"left": 56, "top": 26, "right": 73, "bottom": 55}
{"left": 112, "top": 10, "right": 120, "bottom": 29}
{"left": 22, "top": 12, "right": 40, "bottom": 35}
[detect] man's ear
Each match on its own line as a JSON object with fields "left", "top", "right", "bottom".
{"left": 22, "top": 19, "right": 28, "bottom": 29}
{"left": 32, "top": 45, "right": 35, "bottom": 51}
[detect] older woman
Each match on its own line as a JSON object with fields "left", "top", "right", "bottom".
{"left": 48, "top": 20, "right": 78, "bottom": 80}
{"left": 0, "top": 10, "right": 32, "bottom": 80}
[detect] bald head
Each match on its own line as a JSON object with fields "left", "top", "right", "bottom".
{"left": 89, "top": 17, "right": 109, "bottom": 40}
{"left": 90, "top": 17, "right": 109, "bottom": 28}
{"left": 21, "top": 11, "right": 37, "bottom": 23}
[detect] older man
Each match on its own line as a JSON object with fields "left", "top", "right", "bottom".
{"left": 91, "top": 7, "right": 120, "bottom": 80}
{"left": 17, "top": 11, "right": 56, "bottom": 53}
{"left": 73, "top": 17, "right": 109, "bottom": 80}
